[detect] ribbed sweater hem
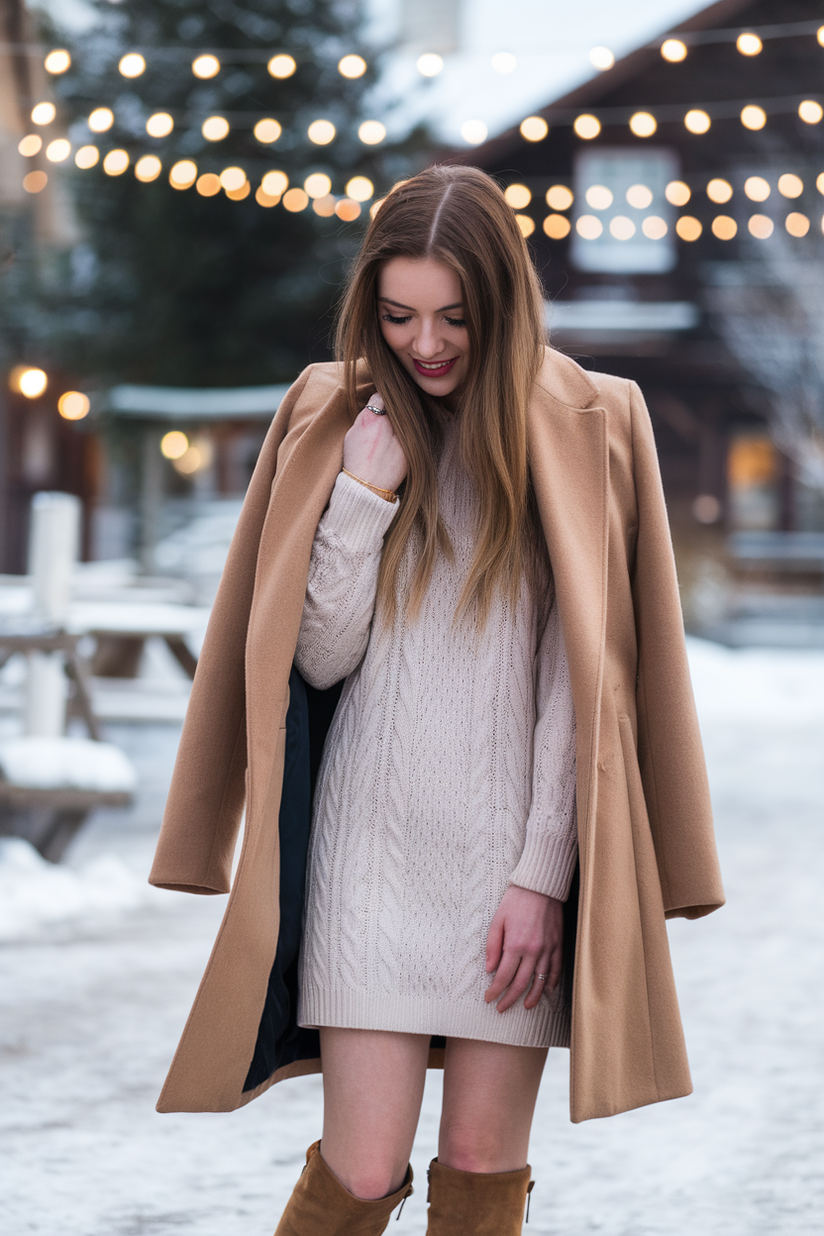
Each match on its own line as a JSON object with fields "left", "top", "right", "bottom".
{"left": 509, "top": 829, "right": 579, "bottom": 902}
{"left": 298, "top": 985, "right": 570, "bottom": 1049}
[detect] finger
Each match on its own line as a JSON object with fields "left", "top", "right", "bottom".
{"left": 484, "top": 948, "right": 520, "bottom": 1004}
{"left": 523, "top": 955, "right": 551, "bottom": 1010}
{"left": 495, "top": 955, "right": 538, "bottom": 1013}
{"left": 485, "top": 916, "right": 504, "bottom": 974}
{"left": 547, "top": 941, "right": 563, "bottom": 992}
{"left": 364, "top": 391, "right": 385, "bottom": 412}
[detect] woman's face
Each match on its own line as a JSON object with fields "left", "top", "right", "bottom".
{"left": 377, "top": 257, "right": 469, "bottom": 399}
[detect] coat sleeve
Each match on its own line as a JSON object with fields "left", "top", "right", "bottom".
{"left": 148, "top": 366, "right": 315, "bottom": 895}
{"left": 629, "top": 381, "right": 725, "bottom": 920}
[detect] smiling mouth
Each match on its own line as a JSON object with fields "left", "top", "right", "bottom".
{"left": 412, "top": 357, "right": 458, "bottom": 377}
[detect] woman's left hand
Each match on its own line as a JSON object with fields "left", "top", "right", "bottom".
{"left": 484, "top": 886, "right": 564, "bottom": 1012}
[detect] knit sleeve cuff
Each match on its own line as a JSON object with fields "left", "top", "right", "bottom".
{"left": 323, "top": 471, "right": 399, "bottom": 549}
{"left": 508, "top": 825, "right": 579, "bottom": 902}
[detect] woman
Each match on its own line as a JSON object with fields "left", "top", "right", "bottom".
{"left": 150, "top": 166, "right": 724, "bottom": 1236}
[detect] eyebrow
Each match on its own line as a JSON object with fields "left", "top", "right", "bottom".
{"left": 378, "top": 297, "right": 464, "bottom": 312}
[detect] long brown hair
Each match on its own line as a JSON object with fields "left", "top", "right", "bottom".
{"left": 335, "top": 164, "right": 546, "bottom": 624}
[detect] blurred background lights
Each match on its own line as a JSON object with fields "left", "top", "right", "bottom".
{"left": 18, "top": 135, "right": 42, "bottom": 156}
{"left": 261, "top": 170, "right": 288, "bottom": 197}
{"left": 135, "top": 155, "right": 162, "bottom": 182}
{"left": 283, "top": 187, "right": 309, "bottom": 212}
{"left": 219, "top": 167, "right": 246, "bottom": 192}
{"left": 44, "top": 49, "right": 71, "bottom": 74}
{"left": 520, "top": 116, "right": 548, "bottom": 142}
{"left": 13, "top": 367, "right": 48, "bottom": 398}
{"left": 576, "top": 216, "right": 603, "bottom": 239}
{"left": 748, "top": 215, "right": 773, "bottom": 239}
{"left": 346, "top": 176, "right": 374, "bottom": 202}
{"left": 338, "top": 54, "right": 366, "bottom": 78}
{"left": 589, "top": 47, "right": 615, "bottom": 71}
{"left": 818, "top": 173, "right": 824, "bottom": 195}
{"left": 711, "top": 215, "right": 737, "bottom": 240}
{"left": 256, "top": 187, "right": 279, "bottom": 208}
{"left": 75, "top": 146, "right": 99, "bottom": 169}
{"left": 196, "top": 173, "right": 220, "bottom": 197}
{"left": 778, "top": 173, "right": 803, "bottom": 198}
{"left": 358, "top": 120, "right": 386, "bottom": 144}
{"left": 170, "top": 160, "right": 197, "bottom": 189}
{"left": 630, "top": 111, "right": 656, "bottom": 137}
{"left": 202, "top": 116, "right": 230, "bottom": 141}
{"left": 254, "top": 119, "right": 282, "bottom": 143}
{"left": 308, "top": 120, "right": 335, "bottom": 144}
{"left": 312, "top": 195, "right": 336, "bottom": 217}
{"left": 626, "top": 184, "right": 653, "bottom": 209}
{"left": 370, "top": 199, "right": 385, "bottom": 219}
{"left": 57, "top": 391, "right": 90, "bottom": 421}
{"left": 818, "top": 26, "right": 824, "bottom": 47}
{"left": 268, "top": 54, "right": 297, "bottom": 78}
{"left": 23, "top": 171, "right": 48, "bottom": 193}
{"left": 736, "top": 33, "right": 762, "bottom": 56}
{"left": 665, "top": 180, "right": 691, "bottom": 206}
{"left": 642, "top": 216, "right": 668, "bottom": 239}
{"left": 741, "top": 105, "right": 766, "bottom": 130}
{"left": 585, "top": 184, "right": 613, "bottom": 210}
{"left": 744, "top": 176, "right": 770, "bottom": 201}
{"left": 335, "top": 199, "right": 361, "bottom": 221}
{"left": 118, "top": 53, "right": 146, "bottom": 78}
{"left": 460, "top": 120, "right": 488, "bottom": 145}
{"left": 786, "top": 212, "right": 810, "bottom": 237}
{"left": 685, "top": 109, "right": 711, "bottom": 134}
{"left": 103, "top": 150, "right": 129, "bottom": 176}
{"left": 304, "top": 173, "right": 332, "bottom": 198}
{"left": 88, "top": 108, "right": 114, "bottom": 133}
{"left": 192, "top": 55, "right": 220, "bottom": 79}
{"left": 417, "top": 53, "right": 443, "bottom": 76}
{"left": 226, "top": 182, "right": 250, "bottom": 201}
{"left": 573, "top": 114, "right": 601, "bottom": 139}
{"left": 610, "top": 216, "right": 636, "bottom": 240}
{"left": 515, "top": 215, "right": 535, "bottom": 237}
{"left": 173, "top": 438, "right": 213, "bottom": 476}
{"left": 546, "top": 185, "right": 573, "bottom": 211}
{"left": 543, "top": 214, "right": 571, "bottom": 238}
{"left": 492, "top": 52, "right": 517, "bottom": 73}
{"left": 31, "top": 102, "right": 56, "bottom": 125}
{"left": 707, "top": 178, "right": 733, "bottom": 203}
{"left": 160, "top": 431, "right": 188, "bottom": 460}
{"left": 798, "top": 101, "right": 823, "bottom": 124}
{"left": 45, "top": 139, "right": 70, "bottom": 163}
{"left": 676, "top": 216, "right": 702, "bottom": 241}
{"left": 661, "top": 38, "right": 687, "bottom": 62}
{"left": 504, "top": 184, "right": 531, "bottom": 209}
{"left": 146, "top": 113, "right": 174, "bottom": 138}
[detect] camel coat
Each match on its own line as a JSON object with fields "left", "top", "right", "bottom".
{"left": 149, "top": 346, "right": 724, "bottom": 1123}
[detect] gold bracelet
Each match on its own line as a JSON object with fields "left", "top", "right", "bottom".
{"left": 342, "top": 468, "right": 398, "bottom": 503}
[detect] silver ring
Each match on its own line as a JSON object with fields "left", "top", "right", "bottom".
{"left": 366, "top": 403, "right": 386, "bottom": 416}
{"left": 535, "top": 973, "right": 548, "bottom": 983}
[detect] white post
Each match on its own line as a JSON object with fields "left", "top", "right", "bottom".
{"left": 24, "top": 492, "right": 82, "bottom": 737}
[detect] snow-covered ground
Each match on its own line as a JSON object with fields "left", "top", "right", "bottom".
{"left": 2, "top": 640, "right": 823, "bottom": 1235}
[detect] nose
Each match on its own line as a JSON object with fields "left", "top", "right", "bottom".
{"left": 414, "top": 317, "right": 445, "bottom": 359}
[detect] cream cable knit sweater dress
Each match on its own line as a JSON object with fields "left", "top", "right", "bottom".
{"left": 295, "top": 420, "right": 578, "bottom": 1048}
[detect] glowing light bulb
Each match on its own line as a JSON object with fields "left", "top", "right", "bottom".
{"left": 629, "top": 111, "right": 657, "bottom": 138}
{"left": 58, "top": 391, "right": 90, "bottom": 420}
{"left": 338, "top": 55, "right": 366, "bottom": 78}
{"left": 573, "top": 114, "right": 601, "bottom": 140}
{"left": 546, "top": 186, "right": 573, "bottom": 211}
{"left": 417, "top": 53, "right": 443, "bottom": 77}
{"left": 661, "top": 39, "right": 687, "bottom": 62}
{"left": 146, "top": 112, "right": 174, "bottom": 138}
{"left": 589, "top": 47, "right": 614, "bottom": 71}
{"left": 75, "top": 146, "right": 99, "bottom": 169}
{"left": 308, "top": 120, "right": 336, "bottom": 145}
{"left": 161, "top": 431, "right": 188, "bottom": 460}
{"left": 684, "top": 109, "right": 711, "bottom": 134}
{"left": 44, "top": 50, "right": 71, "bottom": 74}
{"left": 304, "top": 173, "right": 332, "bottom": 198}
{"left": 736, "top": 33, "right": 762, "bottom": 56}
{"left": 504, "top": 184, "right": 531, "bottom": 209}
{"left": 103, "top": 149, "right": 129, "bottom": 176}
{"left": 254, "top": 119, "right": 282, "bottom": 144}
{"left": 31, "top": 102, "right": 56, "bottom": 126}
{"left": 192, "top": 55, "right": 220, "bottom": 79}
{"left": 202, "top": 116, "right": 230, "bottom": 142}
{"left": 358, "top": 120, "right": 386, "bottom": 145}
{"left": 119, "top": 53, "right": 146, "bottom": 78}
{"left": 346, "top": 176, "right": 374, "bottom": 202}
{"left": 88, "top": 108, "right": 114, "bottom": 133}
{"left": 741, "top": 105, "right": 767, "bottom": 130}
{"left": 461, "top": 120, "right": 488, "bottom": 145}
{"left": 135, "top": 155, "right": 162, "bottom": 182}
{"left": 268, "top": 54, "right": 297, "bottom": 78}
{"left": 520, "top": 116, "right": 548, "bottom": 142}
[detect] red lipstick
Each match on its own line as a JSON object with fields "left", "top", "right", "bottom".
{"left": 412, "top": 357, "right": 458, "bottom": 378}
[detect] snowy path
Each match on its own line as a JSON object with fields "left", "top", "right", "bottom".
{"left": 1, "top": 641, "right": 823, "bottom": 1235}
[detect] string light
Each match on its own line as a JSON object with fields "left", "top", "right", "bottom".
{"left": 161, "top": 431, "right": 188, "bottom": 460}
{"left": 202, "top": 116, "right": 230, "bottom": 141}
{"left": 75, "top": 146, "right": 99, "bottom": 169}
{"left": 254, "top": 119, "right": 282, "bottom": 143}
{"left": 798, "top": 101, "right": 823, "bottom": 124}
{"left": 585, "top": 184, "right": 613, "bottom": 210}
{"left": 589, "top": 47, "right": 615, "bottom": 71}
{"left": 14, "top": 367, "right": 48, "bottom": 398}
{"left": 626, "top": 184, "right": 653, "bottom": 209}
{"left": 492, "top": 52, "right": 517, "bottom": 73}
{"left": 818, "top": 173, "right": 824, "bottom": 195}
{"left": 312, "top": 195, "right": 336, "bottom": 216}
{"left": 574, "top": 114, "right": 601, "bottom": 140}
{"left": 661, "top": 39, "right": 687, "bottom": 62}
{"left": 684, "top": 109, "right": 711, "bottom": 134}
{"left": 256, "top": 186, "right": 280, "bottom": 208}
{"left": 520, "top": 116, "right": 548, "bottom": 141}
{"left": 676, "top": 216, "right": 702, "bottom": 241}
{"left": 778, "top": 173, "right": 803, "bottom": 198}
{"left": 219, "top": 167, "right": 246, "bottom": 192}
{"left": 786, "top": 212, "right": 810, "bottom": 236}
{"left": 736, "top": 33, "right": 762, "bottom": 57}
{"left": 346, "top": 176, "right": 374, "bottom": 201}
{"left": 336, "top": 198, "right": 361, "bottom": 220}
{"left": 44, "top": 49, "right": 71, "bottom": 74}
{"left": 88, "top": 108, "right": 114, "bottom": 133}
{"left": 610, "top": 215, "right": 636, "bottom": 239}
{"left": 196, "top": 174, "right": 222, "bottom": 197}
{"left": 119, "top": 53, "right": 146, "bottom": 78}
{"left": 741, "top": 105, "right": 766, "bottom": 130}
{"left": 308, "top": 119, "right": 335, "bottom": 144}
{"left": 515, "top": 215, "right": 535, "bottom": 237}
{"left": 58, "top": 391, "right": 90, "bottom": 420}
{"left": 261, "top": 170, "right": 288, "bottom": 196}
{"left": 192, "top": 55, "right": 220, "bottom": 78}
{"left": 45, "top": 139, "right": 71, "bottom": 162}
{"left": 18, "top": 135, "right": 42, "bottom": 156}
{"left": 31, "top": 102, "right": 56, "bottom": 125}
{"left": 642, "top": 217, "right": 668, "bottom": 239}
{"left": 417, "top": 54, "right": 443, "bottom": 77}
{"left": 576, "top": 216, "right": 603, "bottom": 239}
{"left": 146, "top": 112, "right": 174, "bottom": 138}
{"left": 461, "top": 120, "right": 488, "bottom": 145}
{"left": 818, "top": 27, "right": 824, "bottom": 47}
{"left": 226, "top": 181, "right": 250, "bottom": 201}
{"left": 748, "top": 214, "right": 773, "bottom": 238}
{"left": 629, "top": 111, "right": 657, "bottom": 137}
{"left": 283, "top": 187, "right": 309, "bottom": 211}
{"left": 103, "top": 149, "right": 129, "bottom": 176}
{"left": 707, "top": 178, "right": 733, "bottom": 203}
{"left": 169, "top": 160, "right": 197, "bottom": 189}
{"left": 135, "top": 155, "right": 162, "bottom": 182}
{"left": 504, "top": 184, "right": 531, "bottom": 209}
{"left": 712, "top": 216, "right": 737, "bottom": 239}
{"left": 268, "top": 54, "right": 296, "bottom": 78}
{"left": 744, "top": 175, "right": 770, "bottom": 201}
{"left": 666, "top": 181, "right": 691, "bottom": 205}
{"left": 358, "top": 120, "right": 386, "bottom": 144}
{"left": 546, "top": 185, "right": 573, "bottom": 210}
{"left": 543, "top": 214, "right": 571, "bottom": 238}
{"left": 304, "top": 172, "right": 332, "bottom": 198}
{"left": 338, "top": 54, "right": 366, "bottom": 78}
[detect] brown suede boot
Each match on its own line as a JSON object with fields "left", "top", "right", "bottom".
{"left": 274, "top": 1141, "right": 413, "bottom": 1236}
{"left": 425, "top": 1157, "right": 534, "bottom": 1234}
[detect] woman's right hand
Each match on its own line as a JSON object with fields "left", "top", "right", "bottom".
{"left": 343, "top": 392, "right": 408, "bottom": 493}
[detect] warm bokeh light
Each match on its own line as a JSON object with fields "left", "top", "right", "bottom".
{"left": 202, "top": 116, "right": 230, "bottom": 141}
{"left": 626, "top": 184, "right": 653, "bottom": 209}
{"left": 146, "top": 112, "right": 174, "bottom": 138}
{"left": 661, "top": 39, "right": 687, "bottom": 62}
{"left": 736, "top": 33, "right": 762, "bottom": 56}
{"left": 45, "top": 139, "right": 71, "bottom": 163}
{"left": 45, "top": 49, "right": 71, "bottom": 74}
{"left": 18, "top": 135, "right": 42, "bottom": 157}
{"left": 262, "top": 170, "right": 289, "bottom": 197}
{"left": 358, "top": 120, "right": 386, "bottom": 145}
{"left": 160, "top": 431, "right": 189, "bottom": 460}
{"left": 219, "top": 167, "right": 246, "bottom": 192}
{"left": 707, "top": 178, "right": 733, "bottom": 203}
{"left": 684, "top": 109, "right": 711, "bottom": 134}
{"left": 818, "top": 173, "right": 824, "bottom": 196}
{"left": 335, "top": 198, "right": 362, "bottom": 221}
{"left": 283, "top": 187, "right": 309, "bottom": 212}
{"left": 589, "top": 47, "right": 615, "bottom": 71}
{"left": 786, "top": 212, "right": 810, "bottom": 237}
{"left": 745, "top": 176, "right": 770, "bottom": 201}
{"left": 609, "top": 215, "right": 636, "bottom": 240}
{"left": 798, "top": 100, "right": 823, "bottom": 125}
{"left": 119, "top": 53, "right": 146, "bottom": 78}
{"left": 268, "top": 54, "right": 297, "bottom": 78}
{"left": 492, "top": 52, "right": 517, "bottom": 73}
{"left": 192, "top": 55, "right": 220, "bottom": 79}
{"left": 818, "top": 26, "right": 824, "bottom": 47}
{"left": 174, "top": 439, "right": 213, "bottom": 476}
{"left": 675, "top": 216, "right": 702, "bottom": 241}
{"left": 543, "top": 214, "right": 571, "bottom": 238}
{"left": 304, "top": 172, "right": 332, "bottom": 198}
{"left": 338, "top": 54, "right": 366, "bottom": 78}
{"left": 23, "top": 171, "right": 48, "bottom": 193}
{"left": 31, "top": 102, "right": 56, "bottom": 126}
{"left": 254, "top": 119, "right": 282, "bottom": 144}
{"left": 312, "top": 195, "right": 336, "bottom": 216}
{"left": 13, "top": 367, "right": 48, "bottom": 398}
{"left": 576, "top": 215, "right": 603, "bottom": 239}
{"left": 196, "top": 173, "right": 221, "bottom": 197}
{"left": 585, "top": 184, "right": 613, "bottom": 210}
{"left": 461, "top": 120, "right": 488, "bottom": 145}
{"left": 103, "top": 149, "right": 129, "bottom": 176}
{"left": 642, "top": 216, "right": 668, "bottom": 239}
{"left": 58, "top": 391, "right": 90, "bottom": 420}
{"left": 515, "top": 215, "right": 535, "bottom": 237}
{"left": 573, "top": 114, "right": 601, "bottom": 140}
{"left": 226, "top": 182, "right": 250, "bottom": 201}
{"left": 629, "top": 111, "right": 657, "bottom": 138}
{"left": 75, "top": 145, "right": 99, "bottom": 169}
{"left": 170, "top": 160, "right": 198, "bottom": 190}
{"left": 135, "top": 155, "right": 162, "bottom": 182}
{"left": 665, "top": 180, "right": 691, "bottom": 206}
{"left": 711, "top": 215, "right": 737, "bottom": 240}
{"left": 88, "top": 108, "right": 114, "bottom": 133}
{"left": 546, "top": 185, "right": 573, "bottom": 211}
{"left": 778, "top": 173, "right": 803, "bottom": 199}
{"left": 256, "top": 187, "right": 280, "bottom": 208}
{"left": 346, "top": 176, "right": 374, "bottom": 202}
{"left": 520, "top": 116, "right": 549, "bottom": 142}
{"left": 741, "top": 105, "right": 766, "bottom": 131}
{"left": 748, "top": 215, "right": 774, "bottom": 239}
{"left": 308, "top": 119, "right": 336, "bottom": 145}
{"left": 504, "top": 184, "right": 531, "bottom": 209}
{"left": 417, "top": 53, "right": 443, "bottom": 77}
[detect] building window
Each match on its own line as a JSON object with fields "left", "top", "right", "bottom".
{"left": 571, "top": 148, "right": 678, "bottom": 273}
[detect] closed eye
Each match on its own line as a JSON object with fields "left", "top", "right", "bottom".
{"left": 444, "top": 316, "right": 466, "bottom": 327}
{"left": 381, "top": 312, "right": 411, "bottom": 325}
